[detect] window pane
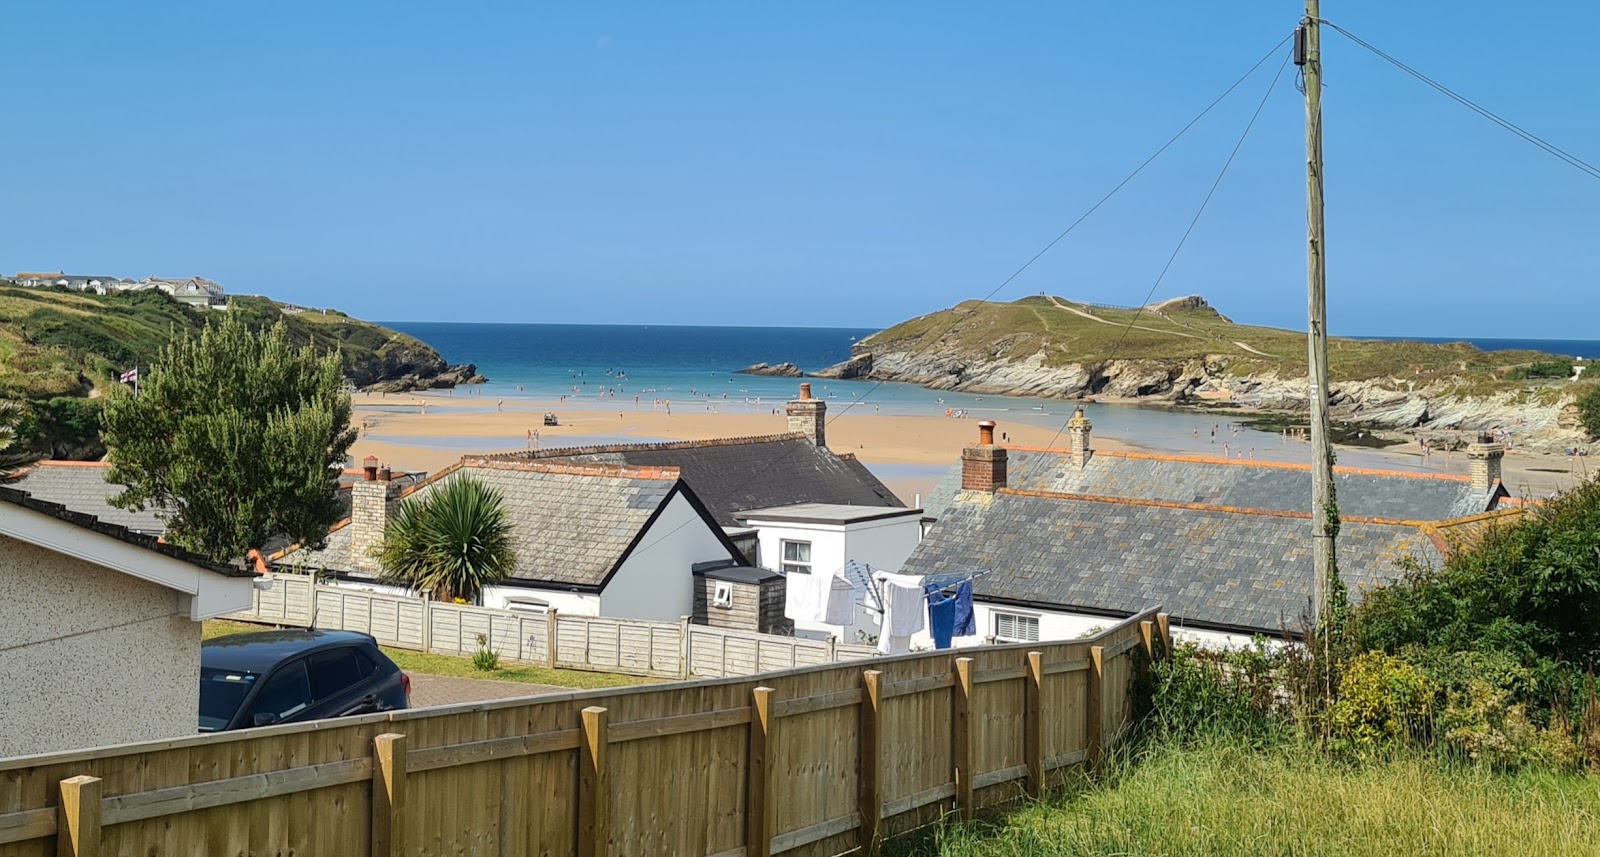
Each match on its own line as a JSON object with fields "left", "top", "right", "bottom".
{"left": 783, "top": 541, "right": 810, "bottom": 563}
{"left": 782, "top": 563, "right": 810, "bottom": 575}
{"left": 309, "top": 648, "right": 366, "bottom": 700}
{"left": 249, "top": 660, "right": 311, "bottom": 721}
{"left": 198, "top": 668, "right": 258, "bottom": 731}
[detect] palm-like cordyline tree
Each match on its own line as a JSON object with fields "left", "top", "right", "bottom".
{"left": 0, "top": 401, "right": 37, "bottom": 479}
{"left": 373, "top": 475, "right": 517, "bottom": 603}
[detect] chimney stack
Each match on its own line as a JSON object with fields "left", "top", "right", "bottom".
{"left": 351, "top": 461, "right": 399, "bottom": 574}
{"left": 786, "top": 383, "right": 827, "bottom": 448}
{"left": 962, "top": 420, "right": 1007, "bottom": 493}
{"left": 1067, "top": 407, "right": 1093, "bottom": 467}
{"left": 1466, "top": 431, "right": 1504, "bottom": 495}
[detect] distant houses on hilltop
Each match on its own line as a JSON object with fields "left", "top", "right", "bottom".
{"left": 9, "top": 270, "right": 227, "bottom": 308}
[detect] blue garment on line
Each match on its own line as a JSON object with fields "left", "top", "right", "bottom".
{"left": 925, "top": 584, "right": 956, "bottom": 650}
{"left": 952, "top": 580, "right": 976, "bottom": 637}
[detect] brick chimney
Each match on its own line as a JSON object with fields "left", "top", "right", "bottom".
{"left": 1466, "top": 431, "right": 1504, "bottom": 494}
{"left": 962, "top": 420, "right": 1007, "bottom": 493}
{"left": 351, "top": 456, "right": 399, "bottom": 574}
{"left": 1067, "top": 406, "right": 1093, "bottom": 467}
{"left": 786, "top": 382, "right": 827, "bottom": 448}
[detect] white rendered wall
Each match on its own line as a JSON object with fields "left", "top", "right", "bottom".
{"left": 601, "top": 491, "right": 733, "bottom": 622}
{"left": 0, "top": 535, "right": 202, "bottom": 756}
{"left": 747, "top": 515, "right": 921, "bottom": 642}
{"left": 479, "top": 585, "right": 602, "bottom": 616}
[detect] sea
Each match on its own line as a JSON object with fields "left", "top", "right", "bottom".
{"left": 381, "top": 321, "right": 1600, "bottom": 477}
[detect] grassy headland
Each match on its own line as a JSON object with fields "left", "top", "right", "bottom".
{"left": 0, "top": 284, "right": 453, "bottom": 456}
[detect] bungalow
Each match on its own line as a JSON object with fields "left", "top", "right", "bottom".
{"left": 492, "top": 382, "right": 907, "bottom": 565}
{"left": 904, "top": 413, "right": 1515, "bottom": 648}
{"left": 273, "top": 457, "right": 754, "bottom": 624}
{"left": 0, "top": 485, "right": 257, "bottom": 756}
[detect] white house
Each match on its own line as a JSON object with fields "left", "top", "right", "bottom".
{"left": 0, "top": 485, "right": 258, "bottom": 757}
{"left": 904, "top": 415, "right": 1517, "bottom": 650}
{"left": 274, "top": 457, "right": 746, "bottom": 623}
{"left": 733, "top": 503, "right": 923, "bottom": 643}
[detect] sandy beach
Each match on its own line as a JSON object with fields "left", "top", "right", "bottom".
{"left": 349, "top": 393, "right": 1589, "bottom": 504}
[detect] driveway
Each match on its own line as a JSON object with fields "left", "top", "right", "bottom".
{"left": 407, "top": 674, "right": 567, "bottom": 708}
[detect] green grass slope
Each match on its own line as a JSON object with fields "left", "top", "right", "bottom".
{"left": 866, "top": 295, "right": 1560, "bottom": 385}
{"left": 0, "top": 286, "right": 445, "bottom": 400}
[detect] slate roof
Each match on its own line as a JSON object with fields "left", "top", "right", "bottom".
{"left": 5, "top": 462, "right": 419, "bottom": 541}
{"left": 922, "top": 448, "right": 1497, "bottom": 521}
{"left": 279, "top": 459, "right": 738, "bottom": 590}
{"left": 0, "top": 485, "right": 252, "bottom": 578}
{"left": 902, "top": 488, "right": 1483, "bottom": 634}
{"left": 6, "top": 462, "right": 167, "bottom": 535}
{"left": 486, "top": 433, "right": 904, "bottom": 527}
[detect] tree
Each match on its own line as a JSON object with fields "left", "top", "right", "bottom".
{"left": 0, "top": 400, "right": 35, "bottom": 478}
{"left": 374, "top": 475, "right": 517, "bottom": 603}
{"left": 1578, "top": 386, "right": 1600, "bottom": 441}
{"left": 100, "top": 312, "right": 356, "bottom": 563}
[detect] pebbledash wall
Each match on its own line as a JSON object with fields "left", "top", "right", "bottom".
{"left": 0, "top": 537, "right": 201, "bottom": 757}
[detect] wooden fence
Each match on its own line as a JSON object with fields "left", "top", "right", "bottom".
{"left": 0, "top": 608, "right": 1167, "bottom": 857}
{"left": 229, "top": 573, "right": 877, "bottom": 679}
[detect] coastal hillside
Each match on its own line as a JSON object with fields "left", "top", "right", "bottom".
{"left": 818, "top": 295, "right": 1594, "bottom": 449}
{"left": 0, "top": 285, "right": 473, "bottom": 457}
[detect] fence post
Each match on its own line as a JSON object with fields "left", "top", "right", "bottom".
{"left": 953, "top": 657, "right": 975, "bottom": 819}
{"left": 858, "top": 670, "right": 884, "bottom": 855}
{"left": 546, "top": 609, "right": 559, "bottom": 669}
{"left": 421, "top": 599, "right": 433, "bottom": 653}
{"left": 57, "top": 775, "right": 101, "bottom": 857}
{"left": 1087, "top": 645, "right": 1105, "bottom": 772}
{"left": 1025, "top": 651, "right": 1044, "bottom": 797}
{"left": 1156, "top": 612, "right": 1172, "bottom": 655}
{"left": 747, "top": 686, "right": 775, "bottom": 857}
{"left": 371, "top": 733, "right": 407, "bottom": 857}
{"left": 827, "top": 634, "right": 838, "bottom": 663}
{"left": 579, "top": 706, "right": 610, "bottom": 857}
{"left": 679, "top": 615, "right": 692, "bottom": 680}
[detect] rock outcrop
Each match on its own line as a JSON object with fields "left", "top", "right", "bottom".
{"left": 814, "top": 346, "right": 1591, "bottom": 453}
{"left": 365, "top": 362, "right": 484, "bottom": 394}
{"left": 735, "top": 362, "right": 804, "bottom": 378}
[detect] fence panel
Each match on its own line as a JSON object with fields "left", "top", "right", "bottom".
{"left": 0, "top": 608, "right": 1161, "bottom": 857}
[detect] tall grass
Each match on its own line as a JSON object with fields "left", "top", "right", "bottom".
{"left": 891, "top": 738, "right": 1600, "bottom": 857}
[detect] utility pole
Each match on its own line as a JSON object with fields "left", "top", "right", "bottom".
{"left": 1299, "top": 0, "right": 1337, "bottom": 631}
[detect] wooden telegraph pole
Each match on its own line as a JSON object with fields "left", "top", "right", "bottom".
{"left": 1299, "top": 1, "right": 1336, "bottom": 630}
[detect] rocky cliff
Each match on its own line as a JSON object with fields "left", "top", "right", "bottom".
{"left": 815, "top": 296, "right": 1595, "bottom": 453}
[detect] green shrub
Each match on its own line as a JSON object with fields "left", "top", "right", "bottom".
{"left": 1579, "top": 386, "right": 1600, "bottom": 440}
{"left": 1440, "top": 679, "right": 1578, "bottom": 769}
{"left": 1327, "top": 652, "right": 1434, "bottom": 753}
{"left": 1506, "top": 360, "right": 1572, "bottom": 380}
{"left": 471, "top": 634, "right": 501, "bottom": 672}
{"left": 1151, "top": 641, "right": 1293, "bottom": 746}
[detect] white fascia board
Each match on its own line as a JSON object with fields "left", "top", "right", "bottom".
{"left": 0, "top": 503, "right": 255, "bottom": 620}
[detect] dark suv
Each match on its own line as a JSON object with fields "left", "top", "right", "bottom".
{"left": 199, "top": 629, "right": 410, "bottom": 732}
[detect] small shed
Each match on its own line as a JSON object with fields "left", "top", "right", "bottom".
{"left": 691, "top": 560, "right": 789, "bottom": 635}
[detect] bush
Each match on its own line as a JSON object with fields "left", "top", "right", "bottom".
{"left": 1151, "top": 641, "right": 1294, "bottom": 746}
{"left": 1326, "top": 652, "right": 1434, "bottom": 754}
{"left": 472, "top": 634, "right": 501, "bottom": 672}
{"left": 1579, "top": 386, "right": 1600, "bottom": 440}
{"left": 1506, "top": 360, "right": 1572, "bottom": 380}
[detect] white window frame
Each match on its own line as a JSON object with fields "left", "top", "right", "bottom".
{"left": 780, "top": 539, "right": 812, "bottom": 576}
{"left": 711, "top": 581, "right": 735, "bottom": 609}
{"left": 993, "top": 611, "right": 1040, "bottom": 643}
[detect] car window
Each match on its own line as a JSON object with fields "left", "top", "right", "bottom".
{"left": 198, "top": 668, "right": 259, "bottom": 732}
{"left": 248, "top": 659, "right": 311, "bottom": 722}
{"left": 309, "top": 647, "right": 373, "bottom": 700}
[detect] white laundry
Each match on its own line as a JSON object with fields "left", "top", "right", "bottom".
{"left": 873, "top": 572, "right": 925, "bottom": 654}
{"left": 823, "top": 574, "right": 855, "bottom": 626}
{"left": 784, "top": 570, "right": 828, "bottom": 623}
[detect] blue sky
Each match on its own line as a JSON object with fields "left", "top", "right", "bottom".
{"left": 3, "top": 2, "right": 1595, "bottom": 337}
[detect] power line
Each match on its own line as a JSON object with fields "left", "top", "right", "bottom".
{"left": 1319, "top": 18, "right": 1600, "bottom": 181}
{"left": 621, "top": 33, "right": 1296, "bottom": 558}
{"left": 1045, "top": 50, "right": 1294, "bottom": 451}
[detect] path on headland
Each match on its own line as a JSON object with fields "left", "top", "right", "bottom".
{"left": 1046, "top": 296, "right": 1276, "bottom": 358}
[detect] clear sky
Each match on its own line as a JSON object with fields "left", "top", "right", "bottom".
{"left": 3, "top": 2, "right": 1595, "bottom": 337}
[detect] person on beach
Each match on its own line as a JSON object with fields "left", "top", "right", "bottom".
{"left": 497, "top": 399, "right": 504, "bottom": 412}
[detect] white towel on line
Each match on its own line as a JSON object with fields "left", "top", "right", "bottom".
{"left": 874, "top": 571, "right": 925, "bottom": 654}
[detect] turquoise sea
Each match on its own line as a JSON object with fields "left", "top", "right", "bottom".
{"left": 381, "top": 321, "right": 1598, "bottom": 477}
